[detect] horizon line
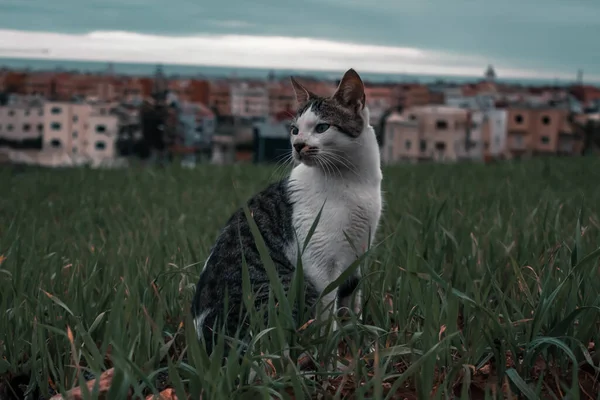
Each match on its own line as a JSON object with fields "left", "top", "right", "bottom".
{"left": 0, "top": 56, "right": 595, "bottom": 87}
{"left": 0, "top": 29, "right": 598, "bottom": 84}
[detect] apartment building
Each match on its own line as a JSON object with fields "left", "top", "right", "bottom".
{"left": 364, "top": 85, "right": 395, "bottom": 126}
{"left": 482, "top": 109, "right": 508, "bottom": 158}
{"left": 168, "top": 79, "right": 210, "bottom": 105}
{"left": 382, "top": 106, "right": 472, "bottom": 164}
{"left": 443, "top": 91, "right": 508, "bottom": 160}
{"left": 209, "top": 81, "right": 231, "bottom": 116}
{"left": 0, "top": 101, "right": 120, "bottom": 167}
{"left": 0, "top": 103, "right": 45, "bottom": 142}
{"left": 381, "top": 112, "right": 419, "bottom": 164}
{"left": 43, "top": 102, "right": 117, "bottom": 163}
{"left": 230, "top": 82, "right": 269, "bottom": 118}
{"left": 446, "top": 93, "right": 496, "bottom": 110}
{"left": 268, "top": 82, "right": 296, "bottom": 115}
{"left": 570, "top": 85, "right": 600, "bottom": 108}
{"left": 297, "top": 79, "right": 336, "bottom": 98}
{"left": 505, "top": 106, "right": 582, "bottom": 157}
{"left": 395, "top": 84, "right": 431, "bottom": 108}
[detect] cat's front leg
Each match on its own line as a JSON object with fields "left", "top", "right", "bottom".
{"left": 336, "top": 275, "right": 361, "bottom": 319}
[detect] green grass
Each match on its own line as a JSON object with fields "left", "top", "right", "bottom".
{"left": 1, "top": 157, "right": 600, "bottom": 399}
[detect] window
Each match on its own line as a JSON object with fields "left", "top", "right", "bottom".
{"left": 541, "top": 136, "right": 550, "bottom": 144}
{"left": 420, "top": 139, "right": 427, "bottom": 152}
{"left": 37, "top": 124, "right": 44, "bottom": 132}
{"left": 95, "top": 125, "right": 106, "bottom": 133}
{"left": 51, "top": 122, "right": 61, "bottom": 130}
{"left": 23, "top": 124, "right": 31, "bottom": 132}
{"left": 72, "top": 131, "right": 78, "bottom": 138}
{"left": 50, "top": 139, "right": 62, "bottom": 148}
{"left": 436, "top": 120, "right": 448, "bottom": 130}
{"left": 0, "top": 124, "right": 2, "bottom": 131}
{"left": 7, "top": 124, "right": 13, "bottom": 132}
{"left": 495, "top": 136, "right": 500, "bottom": 145}
{"left": 541, "top": 116, "right": 551, "bottom": 125}
{"left": 8, "top": 110, "right": 15, "bottom": 117}
{"left": 405, "top": 140, "right": 411, "bottom": 150}
{"left": 25, "top": 110, "right": 30, "bottom": 116}
{"left": 72, "top": 146, "right": 78, "bottom": 153}
{"left": 408, "top": 114, "right": 417, "bottom": 121}
{"left": 51, "top": 107, "right": 62, "bottom": 115}
{"left": 39, "top": 110, "right": 43, "bottom": 116}
{"left": 73, "top": 115, "right": 79, "bottom": 122}
{"left": 95, "top": 141, "right": 106, "bottom": 150}
{"left": 514, "top": 114, "right": 523, "bottom": 124}
{"left": 435, "top": 142, "right": 446, "bottom": 151}
{"left": 515, "top": 135, "right": 523, "bottom": 146}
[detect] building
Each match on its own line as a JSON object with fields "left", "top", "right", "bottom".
{"left": 268, "top": 82, "right": 296, "bottom": 115}
{"left": 230, "top": 82, "right": 269, "bottom": 118}
{"left": 42, "top": 102, "right": 119, "bottom": 166}
{"left": 442, "top": 86, "right": 464, "bottom": 105}
{"left": 172, "top": 102, "right": 216, "bottom": 166}
{"left": 482, "top": 109, "right": 508, "bottom": 159}
{"left": 382, "top": 106, "right": 471, "bottom": 164}
{"left": 505, "top": 106, "right": 583, "bottom": 157}
{"left": 443, "top": 89, "right": 508, "bottom": 160}
{"left": 209, "top": 81, "right": 232, "bottom": 116}
{"left": 446, "top": 93, "right": 496, "bottom": 110}
{"left": 121, "top": 77, "right": 150, "bottom": 106}
{"left": 294, "top": 78, "right": 336, "bottom": 98}
{"left": 484, "top": 65, "right": 497, "bottom": 83}
{"left": 112, "top": 103, "right": 142, "bottom": 157}
{"left": 210, "top": 116, "right": 254, "bottom": 164}
{"left": 252, "top": 111, "right": 292, "bottom": 163}
{"left": 0, "top": 100, "right": 119, "bottom": 167}
{"left": 381, "top": 112, "right": 419, "bottom": 164}
{"left": 465, "top": 110, "right": 485, "bottom": 161}
{"left": 395, "top": 84, "right": 431, "bottom": 108}
{"left": 0, "top": 103, "right": 44, "bottom": 149}
{"left": 569, "top": 85, "right": 600, "bottom": 108}
{"left": 0, "top": 71, "right": 28, "bottom": 94}
{"left": 168, "top": 79, "right": 211, "bottom": 105}
{"left": 364, "top": 85, "right": 396, "bottom": 127}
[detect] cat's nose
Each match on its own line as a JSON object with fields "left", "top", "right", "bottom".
{"left": 293, "top": 142, "right": 306, "bottom": 153}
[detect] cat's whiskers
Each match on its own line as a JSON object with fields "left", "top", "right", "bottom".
{"left": 319, "top": 150, "right": 360, "bottom": 180}
{"left": 270, "top": 152, "right": 295, "bottom": 182}
{"left": 322, "top": 153, "right": 343, "bottom": 180}
{"left": 315, "top": 155, "right": 334, "bottom": 182}
{"left": 316, "top": 153, "right": 338, "bottom": 181}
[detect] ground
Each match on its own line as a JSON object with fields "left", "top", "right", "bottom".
{"left": 1, "top": 158, "right": 600, "bottom": 399}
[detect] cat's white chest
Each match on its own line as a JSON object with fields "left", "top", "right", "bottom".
{"left": 287, "top": 166, "right": 381, "bottom": 292}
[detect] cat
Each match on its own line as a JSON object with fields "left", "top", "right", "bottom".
{"left": 190, "top": 68, "right": 383, "bottom": 354}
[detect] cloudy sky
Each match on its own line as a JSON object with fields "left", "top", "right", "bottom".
{"left": 0, "top": 0, "right": 598, "bottom": 81}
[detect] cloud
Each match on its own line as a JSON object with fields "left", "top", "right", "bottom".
{"left": 0, "top": 29, "right": 596, "bottom": 81}
{"left": 208, "top": 20, "right": 255, "bottom": 29}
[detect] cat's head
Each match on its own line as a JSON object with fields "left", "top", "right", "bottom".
{"left": 289, "top": 68, "right": 368, "bottom": 168}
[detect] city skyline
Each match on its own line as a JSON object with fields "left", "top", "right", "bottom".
{"left": 0, "top": 0, "right": 598, "bottom": 82}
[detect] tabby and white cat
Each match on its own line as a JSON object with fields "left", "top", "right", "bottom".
{"left": 191, "top": 69, "right": 383, "bottom": 352}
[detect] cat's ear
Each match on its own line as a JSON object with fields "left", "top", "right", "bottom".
{"left": 290, "top": 76, "right": 315, "bottom": 104}
{"left": 332, "top": 68, "right": 365, "bottom": 110}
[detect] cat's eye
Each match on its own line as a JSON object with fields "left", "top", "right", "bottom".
{"left": 314, "top": 123, "right": 330, "bottom": 134}
{"left": 290, "top": 126, "right": 299, "bottom": 135}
